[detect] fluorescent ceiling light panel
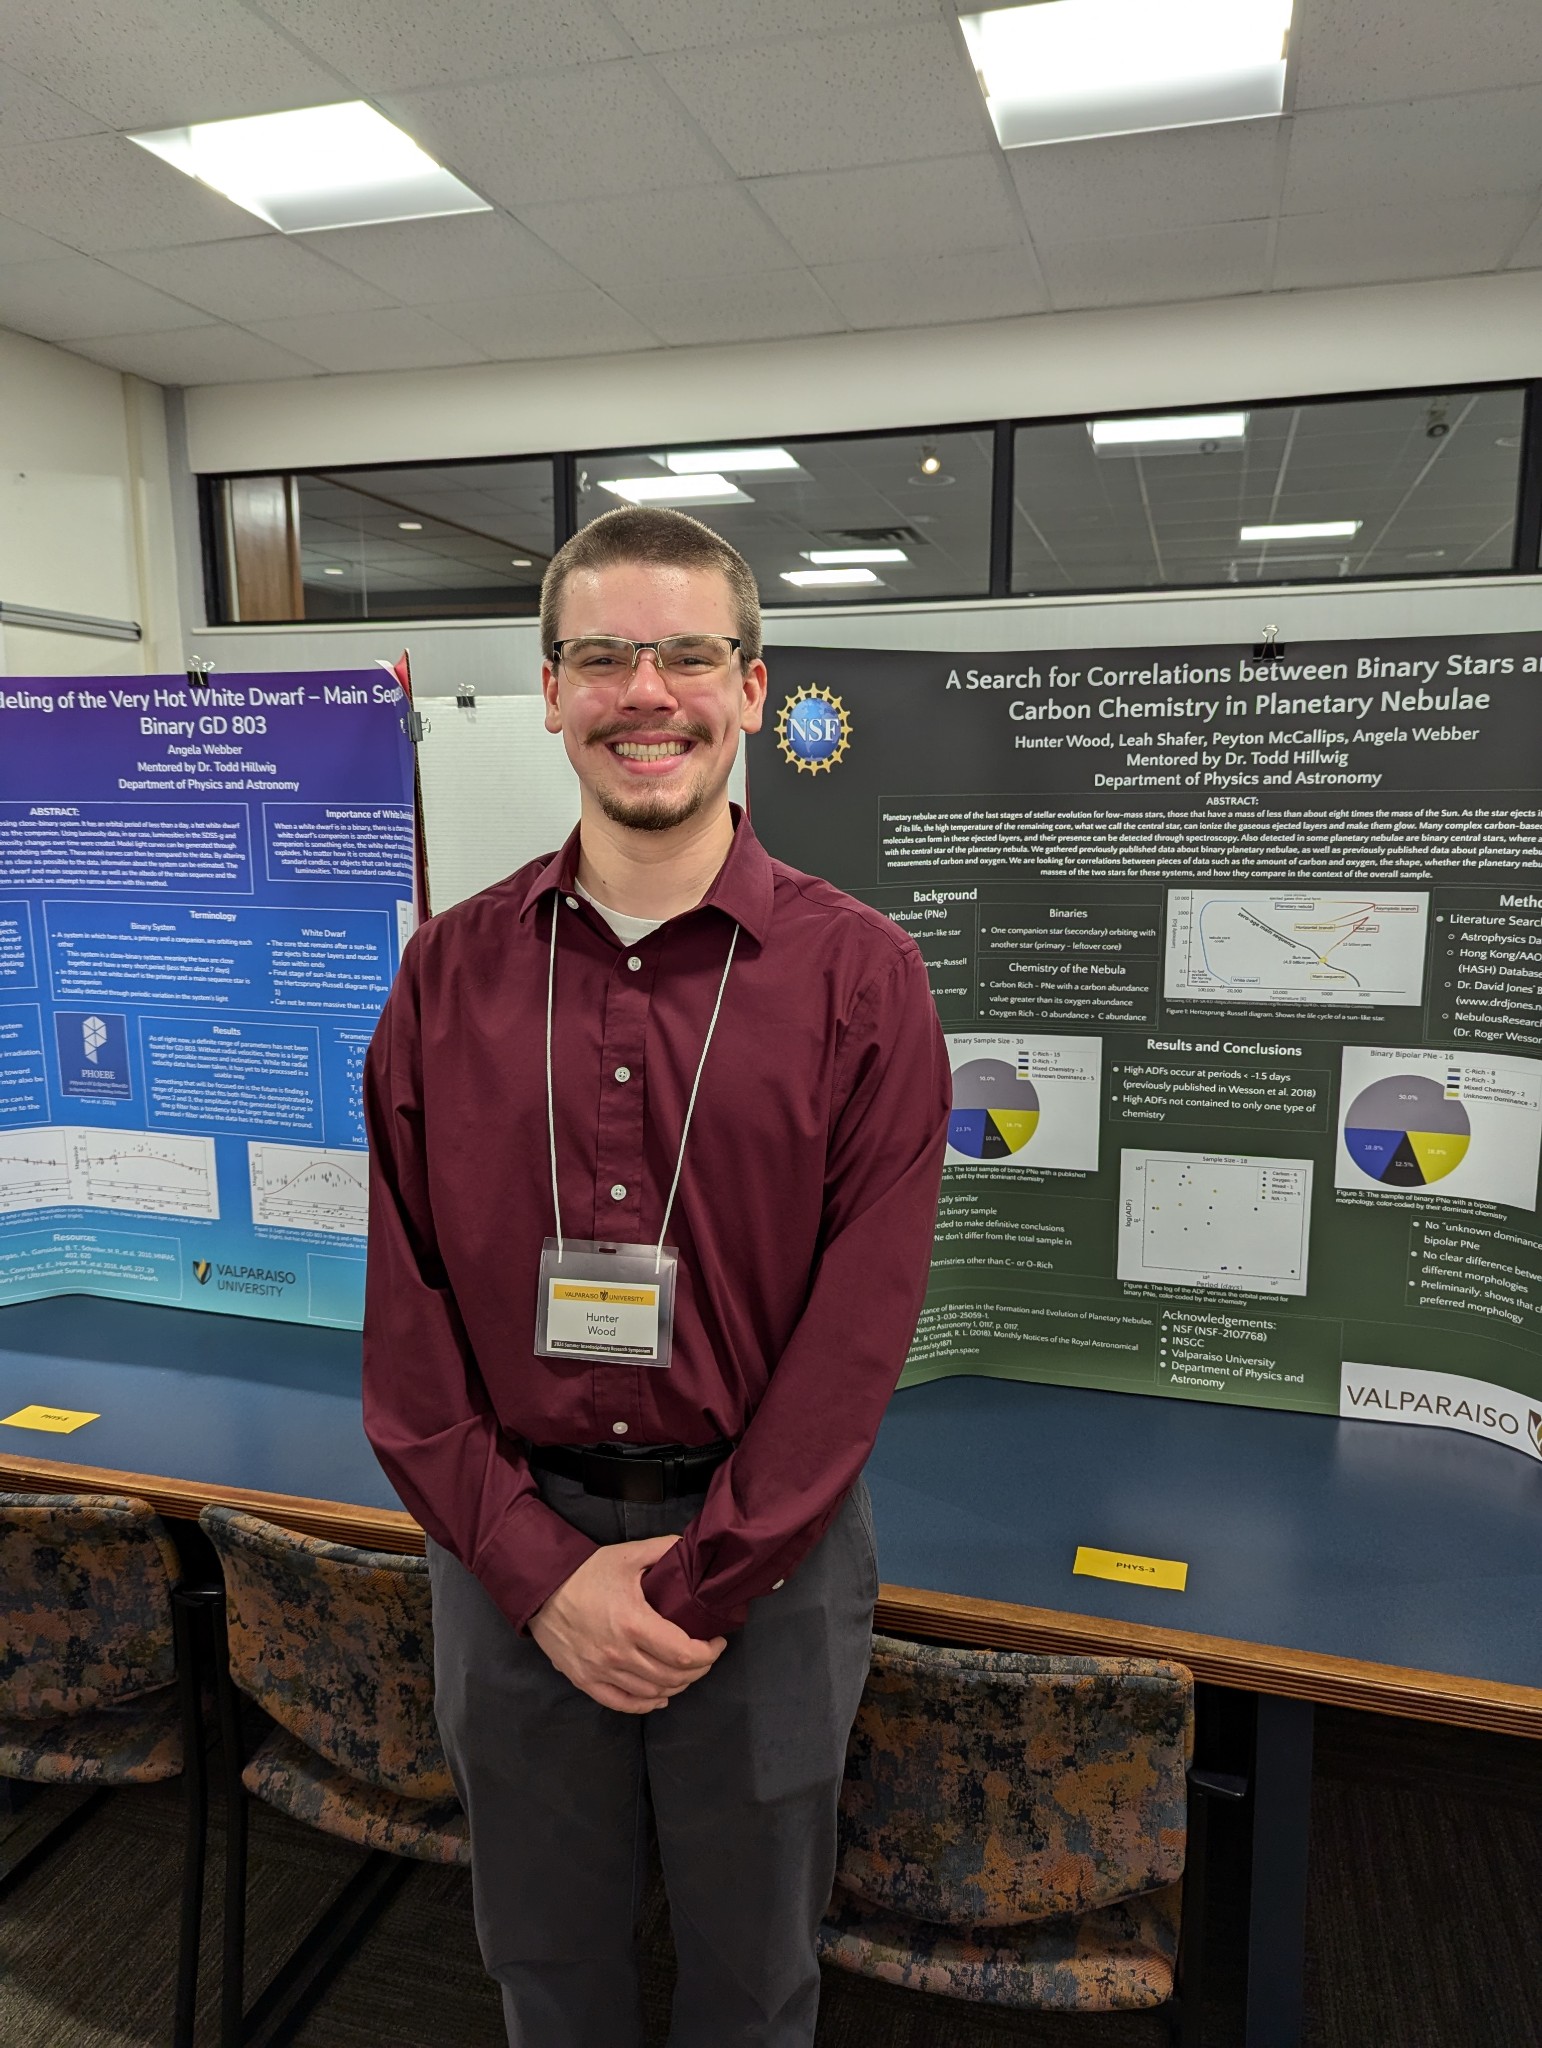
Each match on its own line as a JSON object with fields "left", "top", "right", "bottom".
{"left": 666, "top": 448, "right": 799, "bottom": 474}
{"left": 1241, "top": 521, "right": 1361, "bottom": 541}
{"left": 129, "top": 102, "right": 491, "bottom": 233}
{"left": 598, "top": 473, "right": 751, "bottom": 506}
{"left": 1090, "top": 413, "right": 1248, "bottom": 449}
{"left": 802, "top": 549, "right": 908, "bottom": 565}
{"left": 781, "top": 568, "right": 881, "bottom": 587}
{"left": 960, "top": 0, "right": 1293, "bottom": 149}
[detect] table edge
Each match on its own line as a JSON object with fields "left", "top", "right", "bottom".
{"left": 6, "top": 1453, "right": 1539, "bottom": 1738}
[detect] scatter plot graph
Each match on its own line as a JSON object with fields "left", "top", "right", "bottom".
{"left": 249, "top": 1143, "right": 368, "bottom": 1236}
{"left": 0, "top": 1128, "right": 72, "bottom": 1214}
{"left": 1118, "top": 1150, "right": 1312, "bottom": 1296}
{"left": 69, "top": 1130, "right": 218, "bottom": 1219}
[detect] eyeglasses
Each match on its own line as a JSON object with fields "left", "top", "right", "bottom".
{"left": 550, "top": 634, "right": 742, "bottom": 682}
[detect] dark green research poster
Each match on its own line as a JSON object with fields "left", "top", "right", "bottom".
{"left": 746, "top": 634, "right": 1542, "bottom": 1464}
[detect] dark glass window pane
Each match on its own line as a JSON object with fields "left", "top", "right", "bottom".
{"left": 1012, "top": 390, "right": 1525, "bottom": 595}
{"left": 573, "top": 431, "right": 993, "bottom": 607}
{"left": 216, "top": 458, "right": 556, "bottom": 622}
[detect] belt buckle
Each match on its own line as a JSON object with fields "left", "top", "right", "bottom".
{"left": 579, "top": 1448, "right": 666, "bottom": 1504}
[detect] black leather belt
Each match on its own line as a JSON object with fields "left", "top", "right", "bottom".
{"left": 527, "top": 1438, "right": 733, "bottom": 1504}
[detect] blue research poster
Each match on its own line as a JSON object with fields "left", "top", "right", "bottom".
{"left": 0, "top": 671, "right": 416, "bottom": 1329}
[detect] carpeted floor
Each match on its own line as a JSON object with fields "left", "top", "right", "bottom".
{"left": 2, "top": 1706, "right": 1539, "bottom": 2048}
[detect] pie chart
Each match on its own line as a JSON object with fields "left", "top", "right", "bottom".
{"left": 948, "top": 1058, "right": 1040, "bottom": 1160}
{"left": 1343, "top": 1073, "right": 1470, "bottom": 1188}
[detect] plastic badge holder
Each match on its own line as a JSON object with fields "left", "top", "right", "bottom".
{"left": 535, "top": 1237, "right": 679, "bottom": 1368}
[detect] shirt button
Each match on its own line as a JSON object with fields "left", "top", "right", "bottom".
{"left": 772, "top": 1579, "right": 785, "bottom": 1591}
{"left": 610, "top": 1183, "right": 627, "bottom": 1201}
{"left": 614, "top": 1066, "right": 631, "bottom": 1083}
{"left": 627, "top": 955, "right": 642, "bottom": 971}
{"left": 565, "top": 894, "right": 578, "bottom": 909}
{"left": 612, "top": 1421, "right": 628, "bottom": 1435}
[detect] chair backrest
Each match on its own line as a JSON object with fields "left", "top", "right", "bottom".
{"left": 836, "top": 1634, "right": 1193, "bottom": 1929}
{"left": 0, "top": 1491, "right": 181, "bottom": 1719}
{"left": 199, "top": 1505, "right": 451, "bottom": 1803}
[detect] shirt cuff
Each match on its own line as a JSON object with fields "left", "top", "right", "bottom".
{"left": 473, "top": 1498, "right": 599, "bottom": 1636}
{"left": 641, "top": 1545, "right": 737, "bottom": 1640}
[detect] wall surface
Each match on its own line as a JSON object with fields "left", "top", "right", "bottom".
{"left": 184, "top": 270, "right": 1542, "bottom": 474}
{"left": 0, "top": 331, "right": 181, "bottom": 675}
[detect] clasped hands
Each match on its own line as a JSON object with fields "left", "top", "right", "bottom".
{"left": 530, "top": 1534, "right": 726, "bottom": 1714}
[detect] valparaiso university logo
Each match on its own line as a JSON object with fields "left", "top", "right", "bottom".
{"left": 193, "top": 1260, "right": 212, "bottom": 1285}
{"left": 1530, "top": 1410, "right": 1542, "bottom": 1456}
{"left": 776, "top": 686, "right": 851, "bottom": 774}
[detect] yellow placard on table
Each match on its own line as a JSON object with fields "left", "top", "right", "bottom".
{"left": 1, "top": 1404, "right": 101, "bottom": 1435}
{"left": 1074, "top": 1544, "right": 1188, "bottom": 1593}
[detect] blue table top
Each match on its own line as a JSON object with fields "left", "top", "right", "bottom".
{"left": 2, "top": 1296, "right": 1539, "bottom": 1695}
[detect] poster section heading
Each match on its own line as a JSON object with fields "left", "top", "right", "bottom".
{"left": 0, "top": 672, "right": 416, "bottom": 1329}
{"left": 748, "top": 634, "right": 1542, "bottom": 1461}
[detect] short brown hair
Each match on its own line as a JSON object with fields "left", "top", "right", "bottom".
{"left": 540, "top": 506, "right": 762, "bottom": 663}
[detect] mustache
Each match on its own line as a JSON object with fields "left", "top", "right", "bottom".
{"left": 587, "top": 721, "right": 712, "bottom": 746}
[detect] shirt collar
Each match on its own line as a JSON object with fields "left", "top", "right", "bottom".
{"left": 517, "top": 804, "right": 775, "bottom": 946}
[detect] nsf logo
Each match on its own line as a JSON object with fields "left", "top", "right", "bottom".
{"left": 775, "top": 686, "right": 851, "bottom": 775}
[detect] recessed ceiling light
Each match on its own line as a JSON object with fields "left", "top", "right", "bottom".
{"left": 322, "top": 566, "right": 345, "bottom": 575}
{"left": 918, "top": 445, "right": 942, "bottom": 475}
{"left": 802, "top": 548, "right": 908, "bottom": 565}
{"left": 665, "top": 447, "right": 798, "bottom": 474}
{"left": 129, "top": 101, "right": 491, "bottom": 234}
{"left": 1241, "top": 521, "right": 1361, "bottom": 542}
{"left": 960, "top": 0, "right": 1293, "bottom": 149}
{"left": 511, "top": 558, "right": 533, "bottom": 568}
{"left": 781, "top": 567, "right": 881, "bottom": 587}
{"left": 1091, "top": 412, "right": 1248, "bottom": 450}
{"left": 397, "top": 520, "right": 423, "bottom": 530}
{"left": 598, "top": 473, "right": 751, "bottom": 506}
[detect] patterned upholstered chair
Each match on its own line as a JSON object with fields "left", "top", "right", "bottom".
{"left": 820, "top": 1635, "right": 1200, "bottom": 2038}
{"left": 0, "top": 1489, "right": 210, "bottom": 2048}
{"left": 199, "top": 1505, "right": 467, "bottom": 2048}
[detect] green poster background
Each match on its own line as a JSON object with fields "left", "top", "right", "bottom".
{"left": 746, "top": 633, "right": 1542, "bottom": 1457}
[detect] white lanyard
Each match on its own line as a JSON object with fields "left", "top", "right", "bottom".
{"left": 544, "top": 892, "right": 738, "bottom": 1270}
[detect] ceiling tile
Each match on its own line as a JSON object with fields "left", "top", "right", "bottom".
{"left": 298, "top": 212, "right": 590, "bottom": 302}
{"left": 812, "top": 247, "right": 1049, "bottom": 328}
{"left": 0, "top": 253, "right": 213, "bottom": 340}
{"left": 382, "top": 64, "right": 728, "bottom": 209}
{"left": 517, "top": 185, "right": 798, "bottom": 286}
{"left": 655, "top": 23, "right": 990, "bottom": 176}
{"left": 605, "top": 267, "right": 843, "bottom": 345}
{"left": 0, "top": 216, "right": 76, "bottom": 265}
{"left": 109, "top": 237, "right": 395, "bottom": 323}
{"left": 1294, "top": 0, "right": 1542, "bottom": 110}
{"left": 1505, "top": 202, "right": 1542, "bottom": 269}
{"left": 67, "top": 324, "right": 324, "bottom": 384}
{"left": 0, "top": 0, "right": 346, "bottom": 128}
{"left": 748, "top": 156, "right": 1023, "bottom": 266}
{"left": 608, "top": 0, "right": 938, "bottom": 53}
{"left": 1284, "top": 87, "right": 1542, "bottom": 213}
{"left": 0, "top": 132, "right": 263, "bottom": 253}
{"left": 1275, "top": 195, "right": 1537, "bottom": 289}
{"left": 1039, "top": 220, "right": 1272, "bottom": 311}
{"left": 0, "top": 61, "right": 104, "bottom": 146}
{"left": 251, "top": 0, "right": 629, "bottom": 92}
{"left": 427, "top": 286, "right": 660, "bottom": 359}
{"left": 244, "top": 307, "right": 491, "bottom": 373}
{"left": 1010, "top": 120, "right": 1284, "bottom": 244}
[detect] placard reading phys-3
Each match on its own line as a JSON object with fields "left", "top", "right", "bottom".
{"left": 0, "top": 672, "right": 416, "bottom": 1331}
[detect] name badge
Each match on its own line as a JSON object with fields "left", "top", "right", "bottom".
{"left": 535, "top": 1238, "right": 678, "bottom": 1368}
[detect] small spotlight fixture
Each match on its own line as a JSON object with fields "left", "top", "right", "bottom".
{"left": 918, "top": 446, "right": 943, "bottom": 476}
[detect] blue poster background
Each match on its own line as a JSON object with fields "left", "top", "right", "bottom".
{"left": 0, "top": 671, "right": 415, "bottom": 1328}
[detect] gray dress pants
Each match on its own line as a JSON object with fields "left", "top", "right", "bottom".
{"left": 427, "top": 1469, "right": 878, "bottom": 2048}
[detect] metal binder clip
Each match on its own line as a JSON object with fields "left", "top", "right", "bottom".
{"left": 186, "top": 657, "right": 216, "bottom": 691}
{"left": 456, "top": 678, "right": 477, "bottom": 710}
{"left": 1252, "top": 624, "right": 1286, "bottom": 662}
{"left": 402, "top": 708, "right": 427, "bottom": 744}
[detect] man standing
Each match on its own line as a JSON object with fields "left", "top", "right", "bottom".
{"left": 363, "top": 506, "right": 949, "bottom": 2047}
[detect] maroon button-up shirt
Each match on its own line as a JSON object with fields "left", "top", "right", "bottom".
{"left": 362, "top": 809, "right": 949, "bottom": 1639}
